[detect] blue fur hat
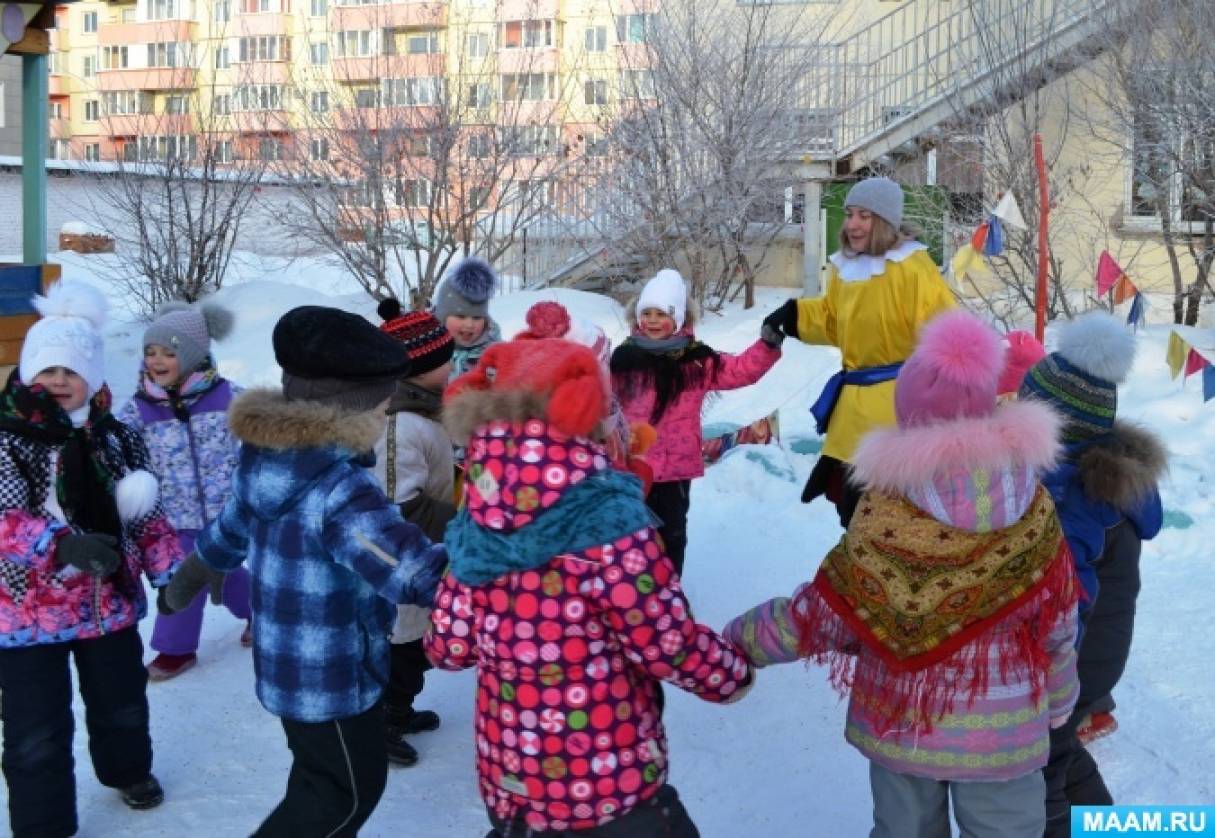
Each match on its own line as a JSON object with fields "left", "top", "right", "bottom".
{"left": 432, "top": 258, "right": 498, "bottom": 322}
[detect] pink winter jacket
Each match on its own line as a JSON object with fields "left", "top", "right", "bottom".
{"left": 613, "top": 337, "right": 779, "bottom": 483}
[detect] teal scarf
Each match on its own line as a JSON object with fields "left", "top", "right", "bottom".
{"left": 446, "top": 469, "right": 656, "bottom": 586}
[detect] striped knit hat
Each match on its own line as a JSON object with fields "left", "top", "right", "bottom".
{"left": 378, "top": 298, "right": 454, "bottom": 376}
{"left": 1018, "top": 311, "right": 1136, "bottom": 442}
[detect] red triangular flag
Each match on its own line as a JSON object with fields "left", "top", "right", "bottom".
{"left": 1185, "top": 348, "right": 1207, "bottom": 378}
{"left": 1096, "top": 251, "right": 1125, "bottom": 297}
{"left": 970, "top": 222, "right": 989, "bottom": 252}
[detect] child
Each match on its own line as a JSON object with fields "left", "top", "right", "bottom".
{"left": 1016, "top": 311, "right": 1165, "bottom": 836}
{"left": 373, "top": 300, "right": 456, "bottom": 767}
{"left": 610, "top": 269, "right": 781, "bottom": 574}
{"left": 426, "top": 337, "right": 753, "bottom": 835}
{"left": 118, "top": 301, "right": 251, "bottom": 681}
{"left": 726, "top": 310, "right": 1079, "bottom": 838}
{"left": 161, "top": 305, "right": 448, "bottom": 836}
{"left": 762, "top": 176, "right": 955, "bottom": 526}
{"left": 432, "top": 256, "right": 502, "bottom": 383}
{"left": 0, "top": 282, "right": 183, "bottom": 836}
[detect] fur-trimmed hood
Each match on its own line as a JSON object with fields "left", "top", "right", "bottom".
{"left": 852, "top": 400, "right": 1062, "bottom": 493}
{"left": 1071, "top": 421, "right": 1167, "bottom": 511}
{"left": 228, "top": 388, "right": 384, "bottom": 453}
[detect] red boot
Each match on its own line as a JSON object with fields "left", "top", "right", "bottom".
{"left": 147, "top": 653, "right": 197, "bottom": 681}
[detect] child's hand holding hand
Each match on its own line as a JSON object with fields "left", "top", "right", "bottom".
{"left": 57, "top": 533, "right": 121, "bottom": 577}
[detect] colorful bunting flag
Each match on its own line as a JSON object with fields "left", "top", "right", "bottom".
{"left": 993, "top": 192, "right": 1028, "bottom": 230}
{"left": 1096, "top": 251, "right": 1127, "bottom": 297}
{"left": 970, "top": 222, "right": 989, "bottom": 252}
{"left": 702, "top": 411, "right": 780, "bottom": 465}
{"left": 1126, "top": 292, "right": 1147, "bottom": 329}
{"left": 950, "top": 244, "right": 987, "bottom": 283}
{"left": 1185, "top": 348, "right": 1206, "bottom": 378}
{"left": 1112, "top": 275, "right": 1138, "bottom": 305}
{"left": 1204, "top": 365, "right": 1215, "bottom": 402}
{"left": 983, "top": 217, "right": 1004, "bottom": 257}
{"left": 1167, "top": 331, "right": 1189, "bottom": 379}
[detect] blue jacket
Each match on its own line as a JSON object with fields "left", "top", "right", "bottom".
{"left": 1039, "top": 424, "right": 1165, "bottom": 636}
{"left": 196, "top": 390, "right": 446, "bottom": 722}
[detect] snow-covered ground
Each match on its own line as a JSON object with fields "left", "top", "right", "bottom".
{"left": 3, "top": 251, "right": 1213, "bottom": 836}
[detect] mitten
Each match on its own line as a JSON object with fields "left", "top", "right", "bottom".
{"left": 760, "top": 322, "right": 785, "bottom": 348}
{"left": 57, "top": 533, "right": 121, "bottom": 577}
{"left": 761, "top": 299, "right": 798, "bottom": 340}
{"left": 163, "top": 553, "right": 223, "bottom": 613}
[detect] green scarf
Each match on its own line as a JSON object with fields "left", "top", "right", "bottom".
{"left": 446, "top": 469, "right": 656, "bottom": 586}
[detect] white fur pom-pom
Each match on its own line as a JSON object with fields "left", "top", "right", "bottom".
{"left": 116, "top": 470, "right": 159, "bottom": 523}
{"left": 32, "top": 281, "right": 108, "bottom": 330}
{"left": 1056, "top": 311, "right": 1137, "bottom": 384}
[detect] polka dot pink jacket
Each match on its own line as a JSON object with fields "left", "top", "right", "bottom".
{"left": 424, "top": 421, "right": 754, "bottom": 832}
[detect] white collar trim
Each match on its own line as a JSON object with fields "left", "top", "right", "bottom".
{"left": 829, "top": 240, "right": 927, "bottom": 283}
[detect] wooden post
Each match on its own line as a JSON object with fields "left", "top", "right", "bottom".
{"left": 1034, "top": 134, "right": 1049, "bottom": 343}
{"left": 22, "top": 51, "right": 47, "bottom": 266}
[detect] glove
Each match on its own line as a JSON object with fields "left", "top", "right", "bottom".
{"left": 761, "top": 299, "right": 798, "bottom": 341}
{"left": 57, "top": 533, "right": 121, "bottom": 577}
{"left": 723, "top": 672, "right": 756, "bottom": 705}
{"left": 162, "top": 553, "right": 225, "bottom": 613}
{"left": 760, "top": 322, "right": 785, "bottom": 348}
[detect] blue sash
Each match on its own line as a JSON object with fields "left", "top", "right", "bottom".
{"left": 809, "top": 362, "right": 904, "bottom": 436}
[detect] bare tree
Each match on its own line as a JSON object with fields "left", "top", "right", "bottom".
{"left": 1077, "top": 0, "right": 1215, "bottom": 324}
{"left": 272, "top": 1, "right": 591, "bottom": 305}
{"left": 568, "top": 0, "right": 838, "bottom": 309}
{"left": 83, "top": 20, "right": 269, "bottom": 316}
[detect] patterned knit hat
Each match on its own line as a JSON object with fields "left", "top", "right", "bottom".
{"left": 377, "top": 298, "right": 454, "bottom": 376}
{"left": 144, "top": 301, "right": 234, "bottom": 376}
{"left": 1018, "top": 311, "right": 1136, "bottom": 442}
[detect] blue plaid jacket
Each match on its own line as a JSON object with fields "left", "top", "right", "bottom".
{"left": 196, "top": 390, "right": 446, "bottom": 722}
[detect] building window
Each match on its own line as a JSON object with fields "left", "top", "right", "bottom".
{"left": 584, "top": 26, "right": 607, "bottom": 52}
{"left": 619, "top": 69, "right": 655, "bottom": 98}
{"left": 139, "top": 134, "right": 197, "bottom": 161}
{"left": 258, "top": 137, "right": 283, "bottom": 161}
{"left": 214, "top": 0, "right": 231, "bottom": 21}
{"left": 235, "top": 84, "right": 284, "bottom": 110}
{"left": 146, "top": 42, "right": 181, "bottom": 68}
{"left": 215, "top": 46, "right": 230, "bottom": 69}
{"left": 310, "top": 90, "right": 328, "bottom": 113}
{"left": 102, "top": 46, "right": 129, "bottom": 69}
{"left": 468, "top": 185, "right": 489, "bottom": 208}
{"left": 85, "top": 143, "right": 101, "bottom": 162}
{"left": 382, "top": 77, "right": 442, "bottom": 106}
{"left": 240, "top": 0, "right": 272, "bottom": 13}
{"left": 213, "top": 93, "right": 231, "bottom": 114}
{"left": 82, "top": 55, "right": 96, "bottom": 78}
{"left": 498, "top": 125, "right": 557, "bottom": 156}
{"left": 49, "top": 139, "right": 70, "bottom": 160}
{"left": 334, "top": 30, "right": 373, "bottom": 58}
{"left": 82, "top": 11, "right": 98, "bottom": 33}
{"left": 309, "top": 0, "right": 326, "bottom": 15}
{"left": 147, "top": 0, "right": 180, "bottom": 21}
{"left": 583, "top": 79, "right": 607, "bottom": 106}
{"left": 310, "top": 42, "right": 328, "bottom": 65}
{"left": 405, "top": 31, "right": 441, "bottom": 55}
{"left": 354, "top": 87, "right": 377, "bottom": 107}
{"left": 501, "top": 73, "right": 554, "bottom": 102}
{"left": 467, "top": 132, "right": 491, "bottom": 159}
{"left": 239, "top": 36, "right": 290, "bottom": 62}
{"left": 310, "top": 137, "right": 329, "bottom": 160}
{"left": 49, "top": 51, "right": 63, "bottom": 75}
{"left": 216, "top": 139, "right": 233, "bottom": 163}
{"left": 122, "top": 8, "right": 137, "bottom": 22}
{"left": 467, "top": 82, "right": 492, "bottom": 109}
{"left": 84, "top": 99, "right": 99, "bottom": 121}
{"left": 466, "top": 31, "right": 489, "bottom": 59}
{"left": 394, "top": 179, "right": 430, "bottom": 208}
{"left": 49, "top": 101, "right": 63, "bottom": 118}
{"left": 104, "top": 91, "right": 153, "bottom": 115}
{"left": 499, "top": 20, "right": 554, "bottom": 50}
{"left": 165, "top": 95, "right": 190, "bottom": 114}
{"left": 616, "top": 13, "right": 655, "bottom": 44}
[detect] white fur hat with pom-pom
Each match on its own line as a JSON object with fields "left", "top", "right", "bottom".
{"left": 143, "top": 300, "right": 234, "bottom": 376}
{"left": 636, "top": 269, "right": 688, "bottom": 332}
{"left": 19, "top": 281, "right": 109, "bottom": 396}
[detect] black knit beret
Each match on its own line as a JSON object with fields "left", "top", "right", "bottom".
{"left": 273, "top": 306, "right": 413, "bottom": 381}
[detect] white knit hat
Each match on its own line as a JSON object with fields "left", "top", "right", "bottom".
{"left": 19, "top": 282, "right": 108, "bottom": 396}
{"left": 636, "top": 269, "right": 688, "bottom": 332}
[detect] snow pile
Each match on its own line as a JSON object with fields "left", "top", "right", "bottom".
{"left": 1, "top": 260, "right": 1212, "bottom": 836}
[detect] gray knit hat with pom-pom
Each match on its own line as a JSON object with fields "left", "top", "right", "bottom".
{"left": 143, "top": 300, "right": 234, "bottom": 376}
{"left": 431, "top": 257, "right": 498, "bottom": 322}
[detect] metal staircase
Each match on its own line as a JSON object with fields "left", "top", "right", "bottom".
{"left": 519, "top": 0, "right": 1113, "bottom": 290}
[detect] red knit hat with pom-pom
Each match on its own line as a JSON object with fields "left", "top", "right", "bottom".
{"left": 517, "top": 300, "right": 571, "bottom": 340}
{"left": 445, "top": 338, "right": 608, "bottom": 437}
{"left": 894, "top": 310, "right": 1003, "bottom": 428}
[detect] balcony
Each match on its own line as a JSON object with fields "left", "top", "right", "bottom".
{"left": 98, "top": 67, "right": 197, "bottom": 91}
{"left": 497, "top": 0, "right": 558, "bottom": 20}
{"left": 332, "top": 2, "right": 446, "bottom": 31}
{"left": 334, "top": 104, "right": 440, "bottom": 132}
{"left": 98, "top": 19, "right": 196, "bottom": 45}
{"left": 233, "top": 110, "right": 291, "bottom": 134}
{"left": 231, "top": 61, "right": 292, "bottom": 84}
{"left": 496, "top": 47, "right": 559, "bottom": 75}
{"left": 49, "top": 74, "right": 68, "bottom": 96}
{"left": 100, "top": 113, "right": 194, "bottom": 137}
{"left": 333, "top": 53, "right": 444, "bottom": 82}
{"left": 49, "top": 118, "right": 71, "bottom": 140}
{"left": 232, "top": 13, "right": 290, "bottom": 36}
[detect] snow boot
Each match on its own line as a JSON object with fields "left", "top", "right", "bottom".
{"left": 385, "top": 729, "right": 420, "bottom": 767}
{"left": 147, "top": 652, "right": 197, "bottom": 681}
{"left": 120, "top": 775, "right": 164, "bottom": 810}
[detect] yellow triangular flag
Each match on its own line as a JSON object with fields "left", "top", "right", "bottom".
{"left": 951, "top": 244, "right": 987, "bottom": 284}
{"left": 1167, "top": 331, "right": 1190, "bottom": 380}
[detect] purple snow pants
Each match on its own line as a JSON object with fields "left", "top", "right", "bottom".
{"left": 150, "top": 532, "right": 252, "bottom": 656}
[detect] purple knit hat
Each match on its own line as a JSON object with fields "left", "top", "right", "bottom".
{"left": 894, "top": 310, "right": 1004, "bottom": 428}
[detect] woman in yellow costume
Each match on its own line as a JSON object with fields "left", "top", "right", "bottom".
{"left": 763, "top": 177, "right": 955, "bottom": 526}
